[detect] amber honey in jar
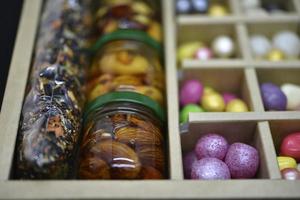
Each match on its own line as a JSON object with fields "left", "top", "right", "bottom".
{"left": 95, "top": 0, "right": 162, "bottom": 43}
{"left": 78, "top": 91, "right": 166, "bottom": 179}
{"left": 87, "top": 30, "right": 165, "bottom": 106}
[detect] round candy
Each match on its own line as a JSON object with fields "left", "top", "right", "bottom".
{"left": 281, "top": 168, "right": 300, "bottom": 180}
{"left": 260, "top": 83, "right": 287, "bottom": 111}
{"left": 267, "top": 49, "right": 285, "bottom": 61}
{"left": 194, "top": 47, "right": 213, "bottom": 60}
{"left": 204, "top": 86, "right": 216, "bottom": 95}
{"left": 212, "top": 35, "right": 235, "bottom": 58}
{"left": 280, "top": 132, "right": 300, "bottom": 161}
{"left": 194, "top": 133, "right": 229, "bottom": 160}
{"left": 222, "top": 92, "right": 237, "bottom": 104}
{"left": 176, "top": 0, "right": 192, "bottom": 14}
{"left": 191, "top": 158, "right": 231, "bottom": 180}
{"left": 225, "top": 99, "right": 249, "bottom": 112}
{"left": 208, "top": 4, "right": 229, "bottom": 17}
{"left": 277, "top": 156, "right": 297, "bottom": 171}
{"left": 180, "top": 79, "right": 204, "bottom": 106}
{"left": 273, "top": 31, "right": 300, "bottom": 58}
{"left": 191, "top": 0, "right": 209, "bottom": 13}
{"left": 180, "top": 104, "right": 204, "bottom": 123}
{"left": 249, "top": 35, "right": 272, "bottom": 58}
{"left": 183, "top": 151, "right": 198, "bottom": 179}
{"left": 281, "top": 83, "right": 300, "bottom": 110}
{"left": 241, "top": 0, "right": 260, "bottom": 10}
{"left": 201, "top": 92, "right": 225, "bottom": 112}
{"left": 177, "top": 42, "right": 203, "bottom": 62}
{"left": 225, "top": 143, "right": 259, "bottom": 179}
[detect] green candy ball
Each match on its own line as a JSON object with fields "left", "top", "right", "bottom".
{"left": 180, "top": 104, "right": 204, "bottom": 123}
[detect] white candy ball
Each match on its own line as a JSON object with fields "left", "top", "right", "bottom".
{"left": 245, "top": 8, "right": 268, "bottom": 16}
{"left": 281, "top": 83, "right": 300, "bottom": 110}
{"left": 250, "top": 35, "right": 272, "bottom": 58}
{"left": 212, "top": 36, "right": 235, "bottom": 58}
{"left": 241, "top": 0, "right": 260, "bottom": 10}
{"left": 273, "top": 31, "right": 300, "bottom": 58}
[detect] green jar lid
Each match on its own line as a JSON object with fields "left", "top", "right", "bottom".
{"left": 83, "top": 91, "right": 165, "bottom": 123}
{"left": 91, "top": 29, "right": 163, "bottom": 56}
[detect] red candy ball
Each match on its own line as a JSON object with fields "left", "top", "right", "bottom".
{"left": 280, "top": 132, "right": 300, "bottom": 161}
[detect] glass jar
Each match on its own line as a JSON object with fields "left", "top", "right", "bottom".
{"left": 87, "top": 30, "right": 165, "bottom": 106}
{"left": 94, "top": 0, "right": 162, "bottom": 43}
{"left": 78, "top": 92, "right": 166, "bottom": 179}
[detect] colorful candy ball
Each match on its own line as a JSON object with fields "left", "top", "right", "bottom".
{"left": 191, "top": 158, "right": 231, "bottom": 180}
{"left": 222, "top": 92, "right": 237, "bottom": 104}
{"left": 273, "top": 31, "right": 300, "bottom": 58}
{"left": 183, "top": 151, "right": 198, "bottom": 179}
{"left": 194, "top": 47, "right": 213, "bottom": 60}
{"left": 281, "top": 168, "right": 300, "bottom": 180}
{"left": 280, "top": 132, "right": 300, "bottom": 161}
{"left": 250, "top": 35, "right": 272, "bottom": 58}
{"left": 202, "top": 92, "right": 225, "bottom": 112}
{"left": 195, "top": 133, "right": 229, "bottom": 160}
{"left": 180, "top": 79, "right": 204, "bottom": 106}
{"left": 176, "top": 0, "right": 192, "bottom": 14}
{"left": 225, "top": 143, "right": 259, "bottom": 179}
{"left": 281, "top": 83, "right": 300, "bottom": 110}
{"left": 225, "top": 99, "right": 249, "bottom": 112}
{"left": 260, "top": 83, "right": 287, "bottom": 111}
{"left": 212, "top": 35, "right": 235, "bottom": 58}
{"left": 277, "top": 156, "right": 297, "bottom": 171}
{"left": 180, "top": 104, "right": 204, "bottom": 123}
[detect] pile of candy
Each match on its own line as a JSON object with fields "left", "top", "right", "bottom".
{"left": 250, "top": 31, "right": 300, "bottom": 60}
{"left": 179, "top": 79, "right": 248, "bottom": 123}
{"left": 183, "top": 133, "right": 260, "bottom": 179}
{"left": 176, "top": 0, "right": 230, "bottom": 16}
{"left": 242, "top": 0, "right": 293, "bottom": 16}
{"left": 277, "top": 132, "right": 300, "bottom": 180}
{"left": 260, "top": 82, "right": 300, "bottom": 111}
{"left": 177, "top": 35, "right": 235, "bottom": 62}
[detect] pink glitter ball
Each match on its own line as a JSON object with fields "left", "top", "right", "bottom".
{"left": 225, "top": 143, "right": 259, "bottom": 179}
{"left": 191, "top": 158, "right": 231, "bottom": 180}
{"left": 222, "top": 92, "right": 237, "bottom": 104}
{"left": 180, "top": 79, "right": 204, "bottom": 106}
{"left": 194, "top": 47, "right": 213, "bottom": 60}
{"left": 194, "top": 133, "right": 229, "bottom": 160}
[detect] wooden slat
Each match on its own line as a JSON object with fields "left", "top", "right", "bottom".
{"left": 0, "top": 0, "right": 42, "bottom": 180}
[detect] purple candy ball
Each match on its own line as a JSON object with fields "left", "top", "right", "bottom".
{"left": 180, "top": 80, "right": 204, "bottom": 106}
{"left": 183, "top": 151, "right": 198, "bottom": 179}
{"left": 260, "top": 83, "right": 287, "bottom": 111}
{"left": 191, "top": 158, "right": 231, "bottom": 180}
{"left": 195, "top": 133, "right": 229, "bottom": 160}
{"left": 225, "top": 143, "right": 259, "bottom": 179}
{"left": 222, "top": 92, "right": 237, "bottom": 104}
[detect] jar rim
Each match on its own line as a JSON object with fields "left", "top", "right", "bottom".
{"left": 83, "top": 91, "right": 165, "bottom": 123}
{"left": 90, "top": 29, "right": 163, "bottom": 56}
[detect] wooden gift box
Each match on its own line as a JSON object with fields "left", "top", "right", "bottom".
{"left": 1, "top": 0, "right": 300, "bottom": 199}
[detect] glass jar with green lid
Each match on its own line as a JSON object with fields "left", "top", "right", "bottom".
{"left": 87, "top": 30, "right": 165, "bottom": 106}
{"left": 78, "top": 91, "right": 166, "bottom": 179}
{"left": 94, "top": 0, "right": 162, "bottom": 43}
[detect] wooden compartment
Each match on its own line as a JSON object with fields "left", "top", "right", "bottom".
{"left": 1, "top": 0, "right": 300, "bottom": 199}
{"left": 181, "top": 121, "right": 280, "bottom": 179}
{"left": 179, "top": 68, "right": 253, "bottom": 111}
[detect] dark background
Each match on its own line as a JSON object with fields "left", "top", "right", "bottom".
{"left": 0, "top": 0, "right": 23, "bottom": 109}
